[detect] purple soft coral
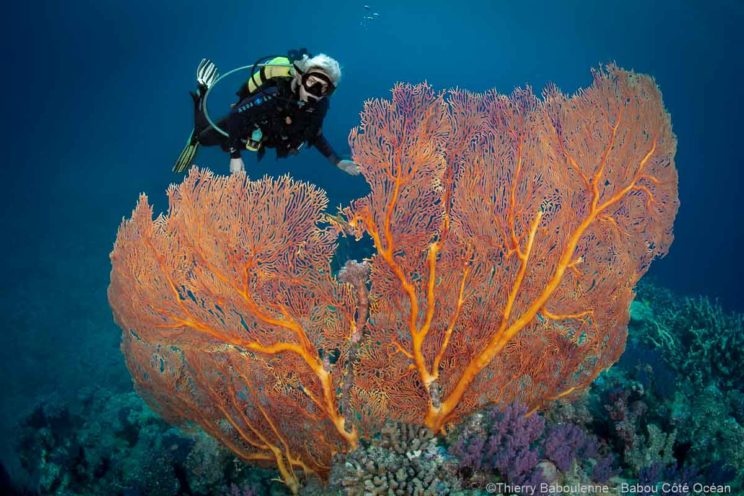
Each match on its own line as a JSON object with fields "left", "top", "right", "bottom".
{"left": 488, "top": 403, "right": 545, "bottom": 483}
{"left": 591, "top": 453, "right": 619, "bottom": 483}
{"left": 544, "top": 423, "right": 596, "bottom": 471}
{"left": 451, "top": 402, "right": 545, "bottom": 484}
{"left": 544, "top": 422, "right": 619, "bottom": 482}
{"left": 452, "top": 402, "right": 619, "bottom": 486}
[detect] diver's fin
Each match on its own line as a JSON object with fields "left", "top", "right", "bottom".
{"left": 196, "top": 59, "right": 219, "bottom": 90}
{"left": 173, "top": 130, "right": 199, "bottom": 173}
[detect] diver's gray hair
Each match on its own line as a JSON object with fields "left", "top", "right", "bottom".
{"left": 295, "top": 53, "right": 342, "bottom": 85}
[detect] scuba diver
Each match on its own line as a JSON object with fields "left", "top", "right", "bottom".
{"left": 173, "top": 49, "right": 360, "bottom": 176}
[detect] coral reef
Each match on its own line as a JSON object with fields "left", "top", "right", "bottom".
{"left": 13, "top": 278, "right": 744, "bottom": 495}
{"left": 669, "top": 384, "right": 744, "bottom": 479}
{"left": 632, "top": 286, "right": 744, "bottom": 390}
{"left": 575, "top": 285, "right": 744, "bottom": 493}
{"left": 625, "top": 281, "right": 744, "bottom": 489}
{"left": 601, "top": 383, "right": 676, "bottom": 473}
{"left": 15, "top": 388, "right": 273, "bottom": 496}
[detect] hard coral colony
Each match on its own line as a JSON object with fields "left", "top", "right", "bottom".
{"left": 108, "top": 65, "right": 678, "bottom": 491}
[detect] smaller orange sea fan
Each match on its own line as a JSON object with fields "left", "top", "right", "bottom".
{"left": 109, "top": 171, "right": 361, "bottom": 491}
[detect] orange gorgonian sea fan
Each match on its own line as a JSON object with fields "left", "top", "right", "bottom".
{"left": 342, "top": 65, "right": 678, "bottom": 433}
{"left": 109, "top": 173, "right": 360, "bottom": 492}
{"left": 108, "top": 65, "right": 678, "bottom": 491}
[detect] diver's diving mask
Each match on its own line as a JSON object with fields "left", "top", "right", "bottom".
{"left": 294, "top": 66, "right": 336, "bottom": 101}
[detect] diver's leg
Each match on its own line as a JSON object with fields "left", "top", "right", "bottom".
{"left": 196, "top": 116, "right": 230, "bottom": 147}
{"left": 174, "top": 117, "right": 228, "bottom": 173}
{"left": 172, "top": 91, "right": 208, "bottom": 172}
{"left": 192, "top": 59, "right": 220, "bottom": 134}
{"left": 192, "top": 91, "right": 211, "bottom": 136}
{"left": 171, "top": 91, "right": 204, "bottom": 172}
{"left": 173, "top": 60, "right": 221, "bottom": 173}
{"left": 173, "top": 128, "right": 199, "bottom": 173}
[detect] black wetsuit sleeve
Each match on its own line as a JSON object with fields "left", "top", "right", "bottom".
{"left": 225, "top": 116, "right": 246, "bottom": 158}
{"left": 311, "top": 131, "right": 341, "bottom": 165}
{"left": 224, "top": 109, "right": 262, "bottom": 158}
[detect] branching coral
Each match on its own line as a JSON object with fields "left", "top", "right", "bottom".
{"left": 329, "top": 421, "right": 457, "bottom": 495}
{"left": 632, "top": 287, "right": 744, "bottom": 390}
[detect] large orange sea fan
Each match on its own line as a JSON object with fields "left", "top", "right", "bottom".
{"left": 109, "top": 65, "right": 678, "bottom": 490}
{"left": 343, "top": 65, "right": 678, "bottom": 430}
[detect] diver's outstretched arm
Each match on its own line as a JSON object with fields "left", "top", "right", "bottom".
{"left": 312, "top": 131, "right": 360, "bottom": 175}
{"left": 337, "top": 159, "right": 360, "bottom": 176}
{"left": 229, "top": 157, "right": 245, "bottom": 174}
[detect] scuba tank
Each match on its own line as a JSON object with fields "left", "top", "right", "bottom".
{"left": 201, "top": 48, "right": 311, "bottom": 141}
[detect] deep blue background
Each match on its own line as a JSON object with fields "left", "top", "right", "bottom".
{"left": 1, "top": 0, "right": 742, "bottom": 472}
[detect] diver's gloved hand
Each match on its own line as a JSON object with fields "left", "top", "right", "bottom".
{"left": 196, "top": 58, "right": 219, "bottom": 92}
{"left": 229, "top": 157, "right": 245, "bottom": 174}
{"left": 337, "top": 159, "right": 360, "bottom": 176}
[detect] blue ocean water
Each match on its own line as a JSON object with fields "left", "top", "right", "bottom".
{"left": 1, "top": 0, "right": 742, "bottom": 490}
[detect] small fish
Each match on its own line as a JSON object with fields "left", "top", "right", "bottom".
{"left": 373, "top": 12, "right": 379, "bottom": 16}
{"left": 364, "top": 4, "right": 370, "bottom": 9}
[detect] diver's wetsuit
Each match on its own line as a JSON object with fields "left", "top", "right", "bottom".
{"left": 192, "top": 78, "right": 341, "bottom": 164}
